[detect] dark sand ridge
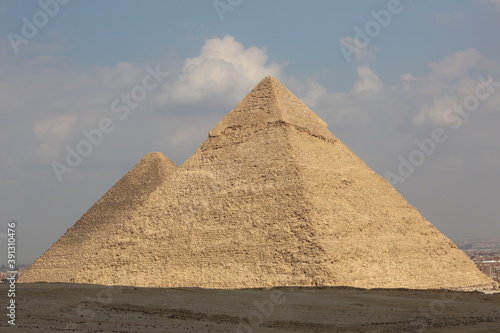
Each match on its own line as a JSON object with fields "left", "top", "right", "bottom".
{"left": 19, "top": 77, "right": 494, "bottom": 289}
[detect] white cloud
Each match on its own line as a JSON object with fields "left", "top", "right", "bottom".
{"left": 165, "top": 35, "right": 283, "bottom": 104}
{"left": 414, "top": 96, "right": 457, "bottom": 126}
{"left": 428, "top": 49, "right": 489, "bottom": 81}
{"left": 33, "top": 114, "right": 78, "bottom": 160}
{"left": 312, "top": 65, "right": 388, "bottom": 127}
{"left": 300, "top": 80, "right": 327, "bottom": 107}
{"left": 434, "top": 10, "right": 463, "bottom": 24}
{"left": 409, "top": 50, "right": 498, "bottom": 127}
{"left": 352, "top": 66, "right": 383, "bottom": 94}
{"left": 312, "top": 48, "right": 500, "bottom": 158}
{"left": 400, "top": 72, "right": 418, "bottom": 91}
{"left": 339, "top": 36, "right": 376, "bottom": 65}
{"left": 33, "top": 114, "right": 77, "bottom": 138}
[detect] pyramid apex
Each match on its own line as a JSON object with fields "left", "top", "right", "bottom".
{"left": 138, "top": 152, "right": 177, "bottom": 174}
{"left": 253, "top": 76, "right": 285, "bottom": 90}
{"left": 209, "top": 77, "right": 335, "bottom": 140}
{"left": 143, "top": 151, "right": 168, "bottom": 161}
{"left": 261, "top": 75, "right": 279, "bottom": 82}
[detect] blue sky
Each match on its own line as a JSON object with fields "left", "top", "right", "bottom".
{"left": 1, "top": 0, "right": 500, "bottom": 265}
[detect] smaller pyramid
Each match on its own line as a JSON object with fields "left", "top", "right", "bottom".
{"left": 18, "top": 152, "right": 178, "bottom": 284}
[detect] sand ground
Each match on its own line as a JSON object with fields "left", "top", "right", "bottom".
{"left": 1, "top": 283, "right": 499, "bottom": 332}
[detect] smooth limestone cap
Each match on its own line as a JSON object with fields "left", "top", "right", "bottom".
{"left": 209, "top": 76, "right": 335, "bottom": 141}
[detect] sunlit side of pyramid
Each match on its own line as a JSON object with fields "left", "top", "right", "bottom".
{"left": 18, "top": 152, "right": 178, "bottom": 284}
{"left": 20, "top": 77, "right": 493, "bottom": 289}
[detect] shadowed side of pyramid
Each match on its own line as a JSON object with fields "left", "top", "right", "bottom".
{"left": 18, "top": 152, "right": 178, "bottom": 284}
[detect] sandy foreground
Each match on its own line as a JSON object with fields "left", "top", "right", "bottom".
{"left": 1, "top": 283, "right": 499, "bottom": 333}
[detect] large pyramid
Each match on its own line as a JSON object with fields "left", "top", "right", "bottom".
{"left": 20, "top": 77, "right": 493, "bottom": 290}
